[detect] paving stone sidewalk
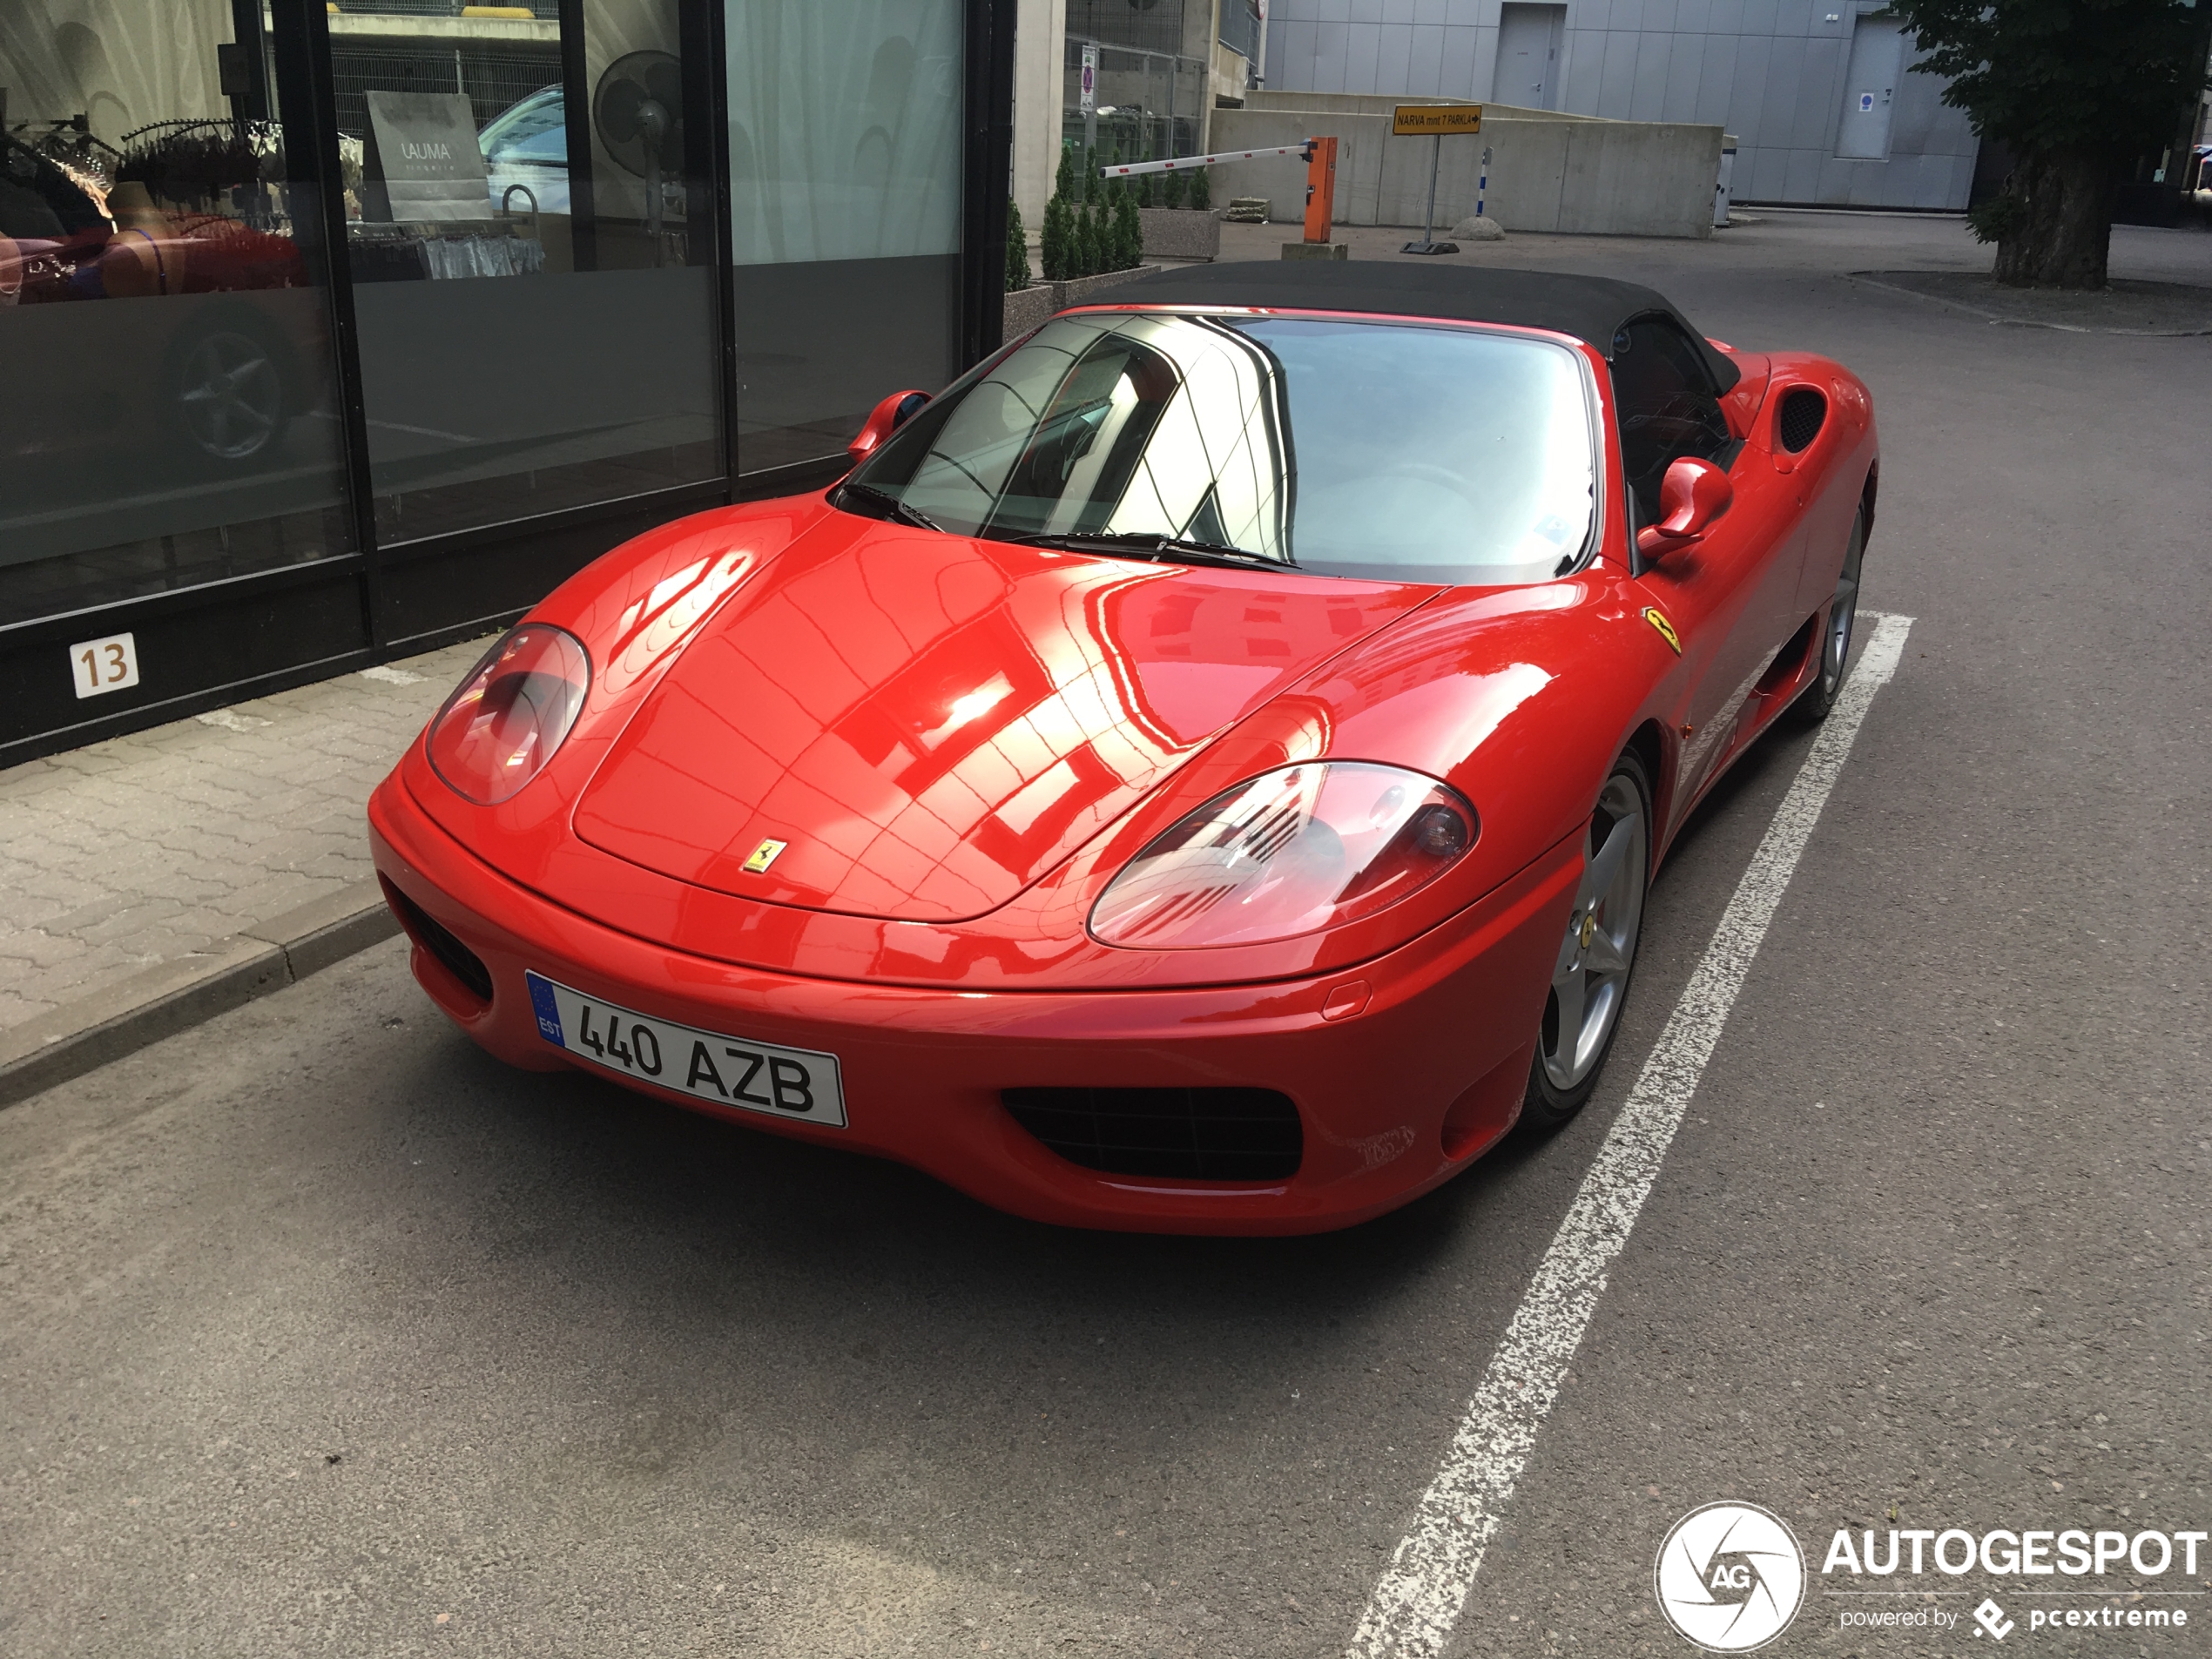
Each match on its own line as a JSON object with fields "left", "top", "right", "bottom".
{"left": 0, "top": 637, "right": 488, "bottom": 1034}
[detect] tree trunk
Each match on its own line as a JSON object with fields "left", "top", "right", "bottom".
{"left": 1992, "top": 148, "right": 2114, "bottom": 289}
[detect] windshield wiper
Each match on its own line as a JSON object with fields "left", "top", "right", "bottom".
{"left": 835, "top": 481, "right": 942, "bottom": 533}
{"left": 1007, "top": 530, "right": 1288, "bottom": 571}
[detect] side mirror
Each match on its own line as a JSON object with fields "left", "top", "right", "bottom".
{"left": 846, "top": 388, "right": 932, "bottom": 469}
{"left": 1635, "top": 455, "right": 1733, "bottom": 559}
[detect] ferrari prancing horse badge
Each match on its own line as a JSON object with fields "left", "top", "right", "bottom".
{"left": 742, "top": 838, "right": 788, "bottom": 873}
{"left": 1642, "top": 606, "right": 1682, "bottom": 655}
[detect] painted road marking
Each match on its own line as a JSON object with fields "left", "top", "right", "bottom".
{"left": 1347, "top": 611, "right": 1916, "bottom": 1659}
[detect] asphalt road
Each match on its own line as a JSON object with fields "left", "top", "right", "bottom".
{"left": 4, "top": 216, "right": 2209, "bottom": 1659}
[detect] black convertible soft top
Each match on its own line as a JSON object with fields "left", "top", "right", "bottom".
{"left": 1101, "top": 260, "right": 1740, "bottom": 395}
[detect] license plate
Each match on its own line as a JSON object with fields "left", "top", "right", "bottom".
{"left": 524, "top": 972, "right": 846, "bottom": 1128}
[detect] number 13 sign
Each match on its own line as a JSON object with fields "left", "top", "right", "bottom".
{"left": 71, "top": 632, "right": 141, "bottom": 698}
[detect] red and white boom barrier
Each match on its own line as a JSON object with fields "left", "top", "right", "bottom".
{"left": 1099, "top": 138, "right": 1340, "bottom": 243}
{"left": 1098, "top": 142, "right": 1315, "bottom": 179}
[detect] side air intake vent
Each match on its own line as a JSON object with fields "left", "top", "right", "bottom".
{"left": 381, "top": 876, "right": 494, "bottom": 1006}
{"left": 1777, "top": 387, "right": 1827, "bottom": 454}
{"left": 1002, "top": 1086, "right": 1303, "bottom": 1181}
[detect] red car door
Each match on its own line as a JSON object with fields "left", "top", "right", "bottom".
{"left": 1609, "top": 318, "right": 1798, "bottom": 810}
{"left": 1634, "top": 482, "right": 1784, "bottom": 806}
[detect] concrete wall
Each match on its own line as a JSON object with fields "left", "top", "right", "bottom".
{"left": 1257, "top": 0, "right": 1981, "bottom": 212}
{"left": 1210, "top": 96, "right": 1720, "bottom": 238}
{"left": 1012, "top": 0, "right": 1069, "bottom": 236}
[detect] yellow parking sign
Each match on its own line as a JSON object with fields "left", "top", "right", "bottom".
{"left": 1393, "top": 104, "right": 1483, "bottom": 136}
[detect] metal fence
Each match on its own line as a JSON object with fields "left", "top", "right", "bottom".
{"left": 327, "top": 42, "right": 563, "bottom": 137}
{"left": 1064, "top": 0, "right": 1190, "bottom": 58}
{"left": 1065, "top": 39, "right": 1206, "bottom": 164}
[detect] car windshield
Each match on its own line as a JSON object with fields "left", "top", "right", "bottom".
{"left": 846, "top": 310, "right": 1599, "bottom": 584}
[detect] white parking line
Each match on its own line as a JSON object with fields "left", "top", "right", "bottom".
{"left": 1348, "top": 611, "right": 1916, "bottom": 1659}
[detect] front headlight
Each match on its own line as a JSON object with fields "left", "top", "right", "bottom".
{"left": 1088, "top": 762, "right": 1477, "bottom": 950}
{"left": 425, "top": 624, "right": 590, "bottom": 805}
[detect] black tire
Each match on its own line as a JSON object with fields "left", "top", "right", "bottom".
{"left": 1791, "top": 505, "right": 1865, "bottom": 726}
{"left": 1520, "top": 748, "right": 1653, "bottom": 1136}
{"left": 165, "top": 321, "right": 287, "bottom": 464}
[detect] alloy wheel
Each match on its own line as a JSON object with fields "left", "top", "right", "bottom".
{"left": 176, "top": 331, "right": 282, "bottom": 461}
{"left": 1819, "top": 512, "right": 1865, "bottom": 702}
{"left": 1540, "top": 771, "right": 1649, "bottom": 1091}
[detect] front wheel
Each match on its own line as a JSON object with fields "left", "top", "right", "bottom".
{"left": 1521, "top": 750, "right": 1652, "bottom": 1135}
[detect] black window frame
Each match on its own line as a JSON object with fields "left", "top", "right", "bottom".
{"left": 0, "top": 0, "right": 1016, "bottom": 769}
{"left": 1609, "top": 311, "right": 1735, "bottom": 534}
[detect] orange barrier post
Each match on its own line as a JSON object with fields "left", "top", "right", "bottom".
{"left": 1302, "top": 136, "right": 1338, "bottom": 242}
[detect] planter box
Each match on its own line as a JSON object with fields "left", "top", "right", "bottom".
{"left": 1001, "top": 280, "right": 1059, "bottom": 339}
{"left": 1058, "top": 266, "right": 1157, "bottom": 306}
{"left": 1000, "top": 265, "right": 1159, "bottom": 340}
{"left": 1138, "top": 207, "right": 1220, "bottom": 261}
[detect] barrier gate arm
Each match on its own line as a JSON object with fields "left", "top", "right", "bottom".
{"left": 1098, "top": 142, "right": 1316, "bottom": 178}
{"left": 1101, "top": 138, "right": 1339, "bottom": 244}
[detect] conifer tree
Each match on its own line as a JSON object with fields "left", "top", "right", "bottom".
{"left": 1077, "top": 203, "right": 1101, "bottom": 276}
{"left": 1041, "top": 196, "right": 1068, "bottom": 281}
{"left": 1003, "top": 198, "right": 1028, "bottom": 292}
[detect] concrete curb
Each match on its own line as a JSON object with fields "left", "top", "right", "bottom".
{"left": 0, "top": 880, "right": 401, "bottom": 1108}
{"left": 1848, "top": 271, "right": 2212, "bottom": 337}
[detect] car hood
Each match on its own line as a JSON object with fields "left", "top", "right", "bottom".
{"left": 571, "top": 516, "right": 1435, "bottom": 922}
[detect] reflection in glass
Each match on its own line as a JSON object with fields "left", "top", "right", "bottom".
{"left": 853, "top": 313, "right": 1599, "bottom": 585}
{"left": 902, "top": 314, "right": 1291, "bottom": 558}
{"left": 1062, "top": 36, "right": 1211, "bottom": 167}
{"left": 0, "top": 9, "right": 352, "bottom": 626}
{"left": 335, "top": 0, "right": 721, "bottom": 544}
{"left": 725, "top": 0, "right": 965, "bottom": 473}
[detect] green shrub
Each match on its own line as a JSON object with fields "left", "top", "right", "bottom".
{"left": 1187, "top": 165, "right": 1210, "bottom": 212}
{"left": 1004, "top": 197, "right": 1028, "bottom": 292}
{"left": 1038, "top": 196, "right": 1062, "bottom": 280}
{"left": 1163, "top": 165, "right": 1186, "bottom": 210}
{"left": 1116, "top": 191, "right": 1142, "bottom": 269}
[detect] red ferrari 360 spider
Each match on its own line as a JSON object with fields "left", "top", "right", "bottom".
{"left": 368, "top": 262, "right": 1876, "bottom": 1234}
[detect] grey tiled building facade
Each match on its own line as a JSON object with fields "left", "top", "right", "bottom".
{"left": 1261, "top": 0, "right": 1982, "bottom": 210}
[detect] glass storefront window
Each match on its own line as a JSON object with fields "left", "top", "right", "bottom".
{"left": 0, "top": 3, "right": 354, "bottom": 627}
{"left": 725, "top": 0, "right": 966, "bottom": 474}
{"left": 332, "top": 0, "right": 723, "bottom": 545}
{"left": 2, "top": 0, "right": 1011, "bottom": 762}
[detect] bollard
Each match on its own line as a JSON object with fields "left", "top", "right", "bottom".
{"left": 1302, "top": 136, "right": 1338, "bottom": 243}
